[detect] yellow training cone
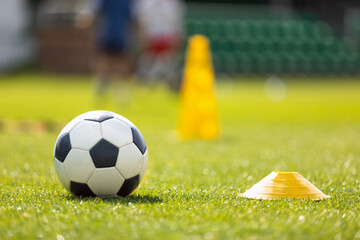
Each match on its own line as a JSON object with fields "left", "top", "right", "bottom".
{"left": 242, "top": 171, "right": 330, "bottom": 200}
{"left": 178, "top": 35, "right": 219, "bottom": 140}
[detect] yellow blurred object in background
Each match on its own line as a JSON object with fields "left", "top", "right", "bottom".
{"left": 178, "top": 35, "right": 219, "bottom": 140}
{"left": 242, "top": 171, "right": 330, "bottom": 200}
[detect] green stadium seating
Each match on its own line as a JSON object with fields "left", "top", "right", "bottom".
{"left": 184, "top": 16, "right": 360, "bottom": 75}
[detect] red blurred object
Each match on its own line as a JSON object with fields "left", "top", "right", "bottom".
{"left": 146, "top": 35, "right": 180, "bottom": 56}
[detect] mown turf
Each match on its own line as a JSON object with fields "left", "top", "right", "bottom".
{"left": 0, "top": 74, "right": 360, "bottom": 240}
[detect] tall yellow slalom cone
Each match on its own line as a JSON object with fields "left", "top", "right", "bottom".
{"left": 178, "top": 35, "right": 219, "bottom": 139}
{"left": 242, "top": 171, "right": 330, "bottom": 200}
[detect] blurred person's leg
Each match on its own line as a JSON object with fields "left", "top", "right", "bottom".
{"left": 136, "top": 36, "right": 160, "bottom": 84}
{"left": 110, "top": 53, "right": 134, "bottom": 104}
{"left": 94, "top": 53, "right": 112, "bottom": 96}
{"left": 137, "top": 52, "right": 156, "bottom": 82}
{"left": 157, "top": 51, "right": 181, "bottom": 90}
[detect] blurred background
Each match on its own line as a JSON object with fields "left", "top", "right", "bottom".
{"left": 1, "top": 0, "right": 360, "bottom": 131}
{"left": 1, "top": 0, "right": 360, "bottom": 76}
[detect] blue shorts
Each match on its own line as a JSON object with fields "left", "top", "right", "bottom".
{"left": 97, "top": 39, "right": 126, "bottom": 55}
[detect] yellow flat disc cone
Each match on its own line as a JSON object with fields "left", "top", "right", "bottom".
{"left": 241, "top": 171, "right": 330, "bottom": 200}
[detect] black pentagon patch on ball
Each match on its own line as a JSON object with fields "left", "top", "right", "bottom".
{"left": 90, "top": 139, "right": 119, "bottom": 168}
{"left": 85, "top": 112, "right": 114, "bottom": 123}
{"left": 131, "top": 127, "right": 147, "bottom": 154}
{"left": 55, "top": 133, "right": 71, "bottom": 163}
{"left": 70, "top": 181, "right": 96, "bottom": 197}
{"left": 117, "top": 174, "right": 140, "bottom": 197}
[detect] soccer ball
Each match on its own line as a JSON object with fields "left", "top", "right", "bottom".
{"left": 53, "top": 110, "right": 148, "bottom": 198}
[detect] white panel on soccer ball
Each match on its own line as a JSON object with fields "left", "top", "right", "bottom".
{"left": 116, "top": 143, "right": 143, "bottom": 179}
{"left": 140, "top": 150, "right": 148, "bottom": 182}
{"left": 101, "top": 118, "right": 132, "bottom": 148}
{"left": 59, "top": 113, "right": 86, "bottom": 136}
{"left": 54, "top": 158, "right": 71, "bottom": 191}
{"left": 88, "top": 168, "right": 125, "bottom": 197}
{"left": 112, "top": 112, "right": 136, "bottom": 128}
{"left": 63, "top": 149, "right": 95, "bottom": 183}
{"left": 70, "top": 121, "right": 102, "bottom": 150}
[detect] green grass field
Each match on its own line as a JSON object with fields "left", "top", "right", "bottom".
{"left": 0, "top": 74, "right": 360, "bottom": 239}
